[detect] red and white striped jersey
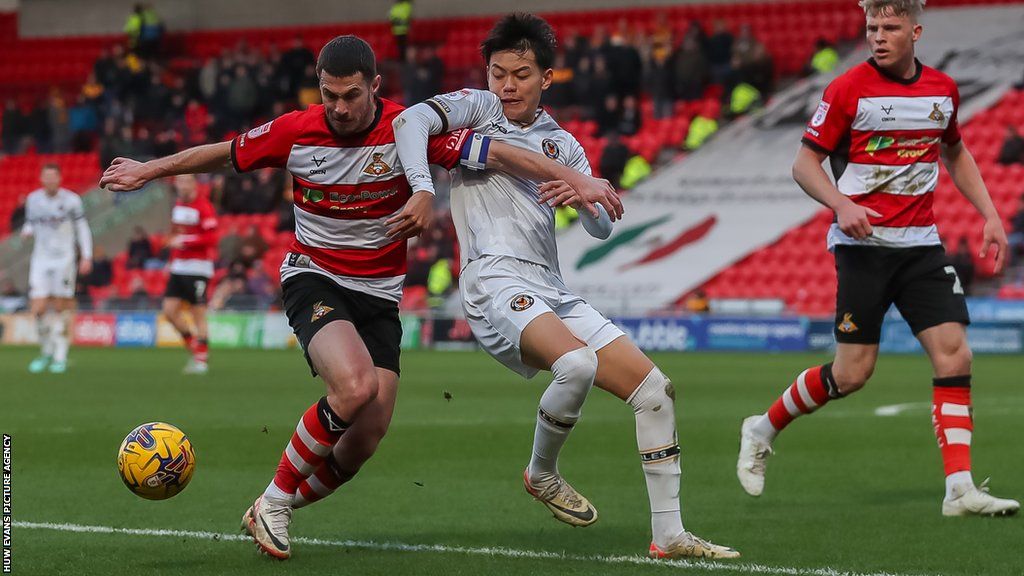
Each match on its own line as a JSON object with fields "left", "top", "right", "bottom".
{"left": 802, "top": 58, "right": 961, "bottom": 249}
{"left": 168, "top": 194, "right": 217, "bottom": 278}
{"left": 231, "top": 99, "right": 469, "bottom": 302}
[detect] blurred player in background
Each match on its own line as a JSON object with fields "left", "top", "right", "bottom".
{"left": 100, "top": 34, "right": 619, "bottom": 560}
{"left": 21, "top": 163, "right": 93, "bottom": 374}
{"left": 737, "top": 0, "right": 1019, "bottom": 517}
{"left": 163, "top": 174, "right": 217, "bottom": 374}
{"left": 394, "top": 13, "right": 737, "bottom": 560}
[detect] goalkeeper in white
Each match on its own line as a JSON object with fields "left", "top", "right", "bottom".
{"left": 393, "top": 13, "right": 738, "bottom": 560}
{"left": 22, "top": 163, "right": 93, "bottom": 374}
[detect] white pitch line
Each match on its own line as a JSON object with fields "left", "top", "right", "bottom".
{"left": 874, "top": 402, "right": 931, "bottom": 417}
{"left": 14, "top": 520, "right": 933, "bottom": 576}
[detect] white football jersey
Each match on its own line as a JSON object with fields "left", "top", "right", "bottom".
{"left": 425, "top": 89, "right": 591, "bottom": 274}
{"left": 24, "top": 188, "right": 91, "bottom": 264}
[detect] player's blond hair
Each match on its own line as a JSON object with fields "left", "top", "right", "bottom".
{"left": 859, "top": 0, "right": 926, "bottom": 20}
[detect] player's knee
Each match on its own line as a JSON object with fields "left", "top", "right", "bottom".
{"left": 552, "top": 346, "right": 598, "bottom": 387}
{"left": 935, "top": 339, "right": 972, "bottom": 377}
{"left": 322, "top": 368, "right": 379, "bottom": 413}
{"left": 833, "top": 363, "right": 872, "bottom": 395}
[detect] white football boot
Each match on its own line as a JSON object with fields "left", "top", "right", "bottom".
{"left": 183, "top": 358, "right": 208, "bottom": 375}
{"left": 737, "top": 415, "right": 773, "bottom": 497}
{"left": 244, "top": 495, "right": 293, "bottom": 559}
{"left": 648, "top": 531, "right": 741, "bottom": 560}
{"left": 942, "top": 479, "right": 1020, "bottom": 517}
{"left": 523, "top": 469, "right": 598, "bottom": 527}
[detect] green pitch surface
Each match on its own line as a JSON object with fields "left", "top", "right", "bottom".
{"left": 2, "top": 347, "right": 1022, "bottom": 575}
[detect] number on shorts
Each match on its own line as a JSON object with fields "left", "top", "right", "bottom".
{"left": 944, "top": 266, "right": 964, "bottom": 295}
{"left": 194, "top": 280, "right": 207, "bottom": 300}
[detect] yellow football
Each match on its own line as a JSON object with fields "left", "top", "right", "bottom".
{"left": 117, "top": 422, "right": 195, "bottom": 500}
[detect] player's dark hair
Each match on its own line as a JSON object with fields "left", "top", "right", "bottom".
{"left": 481, "top": 12, "right": 557, "bottom": 71}
{"left": 316, "top": 35, "right": 377, "bottom": 81}
{"left": 41, "top": 162, "right": 61, "bottom": 173}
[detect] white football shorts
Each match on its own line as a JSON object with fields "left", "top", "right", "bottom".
{"left": 29, "top": 258, "right": 76, "bottom": 299}
{"left": 460, "top": 255, "right": 624, "bottom": 378}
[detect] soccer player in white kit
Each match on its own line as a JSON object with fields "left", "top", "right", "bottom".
{"left": 394, "top": 13, "right": 738, "bottom": 560}
{"left": 21, "top": 163, "right": 93, "bottom": 374}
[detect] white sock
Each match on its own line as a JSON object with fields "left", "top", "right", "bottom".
{"left": 750, "top": 413, "right": 779, "bottom": 442}
{"left": 38, "top": 313, "right": 54, "bottom": 357}
{"left": 628, "top": 367, "right": 685, "bottom": 548}
{"left": 51, "top": 312, "right": 70, "bottom": 364}
{"left": 945, "top": 470, "right": 974, "bottom": 500}
{"left": 527, "top": 347, "right": 598, "bottom": 483}
{"left": 262, "top": 480, "right": 294, "bottom": 506}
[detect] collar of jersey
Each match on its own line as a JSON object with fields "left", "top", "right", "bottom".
{"left": 867, "top": 57, "right": 923, "bottom": 85}
{"left": 509, "top": 107, "right": 547, "bottom": 131}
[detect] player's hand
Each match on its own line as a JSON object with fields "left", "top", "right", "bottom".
{"left": 386, "top": 190, "right": 434, "bottom": 240}
{"left": 99, "top": 157, "right": 151, "bottom": 192}
{"left": 539, "top": 174, "right": 623, "bottom": 221}
{"left": 835, "top": 201, "right": 881, "bottom": 240}
{"left": 78, "top": 259, "right": 93, "bottom": 276}
{"left": 537, "top": 180, "right": 585, "bottom": 211}
{"left": 167, "top": 235, "right": 186, "bottom": 250}
{"left": 980, "top": 216, "right": 1008, "bottom": 274}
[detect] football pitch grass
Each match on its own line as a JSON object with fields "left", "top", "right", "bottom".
{"left": 2, "top": 346, "right": 1021, "bottom": 576}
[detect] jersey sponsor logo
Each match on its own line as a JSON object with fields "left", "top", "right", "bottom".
{"left": 510, "top": 293, "right": 535, "bottom": 312}
{"left": 327, "top": 186, "right": 400, "bottom": 205}
{"left": 301, "top": 187, "right": 325, "bottom": 203}
{"left": 837, "top": 312, "right": 858, "bottom": 334}
{"left": 541, "top": 138, "right": 560, "bottom": 160}
{"left": 865, "top": 135, "right": 895, "bottom": 154}
{"left": 247, "top": 120, "right": 274, "bottom": 140}
{"left": 489, "top": 122, "right": 510, "bottom": 134}
{"left": 811, "top": 101, "right": 830, "bottom": 127}
{"left": 362, "top": 152, "right": 394, "bottom": 176}
{"left": 928, "top": 102, "right": 946, "bottom": 124}
{"left": 897, "top": 148, "right": 928, "bottom": 159}
{"left": 311, "top": 300, "right": 334, "bottom": 323}
{"left": 880, "top": 104, "right": 894, "bottom": 115}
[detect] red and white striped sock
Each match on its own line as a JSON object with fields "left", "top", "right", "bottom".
{"left": 263, "top": 397, "right": 349, "bottom": 504}
{"left": 193, "top": 339, "right": 208, "bottom": 364}
{"left": 932, "top": 376, "right": 974, "bottom": 498}
{"left": 292, "top": 454, "right": 354, "bottom": 509}
{"left": 752, "top": 364, "right": 841, "bottom": 441}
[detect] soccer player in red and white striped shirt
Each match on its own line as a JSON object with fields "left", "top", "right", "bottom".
{"left": 162, "top": 174, "right": 217, "bottom": 374}
{"left": 101, "top": 35, "right": 621, "bottom": 559}
{"left": 736, "top": 0, "right": 1018, "bottom": 517}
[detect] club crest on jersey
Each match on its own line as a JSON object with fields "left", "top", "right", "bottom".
{"left": 510, "top": 294, "right": 535, "bottom": 312}
{"left": 363, "top": 153, "right": 393, "bottom": 176}
{"left": 837, "top": 313, "right": 858, "bottom": 334}
{"left": 811, "top": 101, "right": 830, "bottom": 127}
{"left": 541, "top": 138, "right": 559, "bottom": 160}
{"left": 311, "top": 300, "right": 334, "bottom": 323}
{"left": 928, "top": 102, "right": 946, "bottom": 124}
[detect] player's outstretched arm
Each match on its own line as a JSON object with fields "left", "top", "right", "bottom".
{"left": 100, "top": 141, "right": 232, "bottom": 192}
{"left": 485, "top": 140, "right": 623, "bottom": 221}
{"left": 941, "top": 140, "right": 1007, "bottom": 273}
{"left": 793, "top": 144, "right": 880, "bottom": 240}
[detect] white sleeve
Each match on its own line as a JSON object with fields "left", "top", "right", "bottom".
{"left": 72, "top": 196, "right": 93, "bottom": 260}
{"left": 393, "top": 89, "right": 502, "bottom": 194}
{"left": 422, "top": 89, "right": 503, "bottom": 134}
{"left": 565, "top": 138, "right": 614, "bottom": 240}
{"left": 21, "top": 196, "right": 35, "bottom": 237}
{"left": 393, "top": 104, "right": 445, "bottom": 195}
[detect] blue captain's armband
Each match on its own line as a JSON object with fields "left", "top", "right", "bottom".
{"left": 460, "top": 133, "right": 491, "bottom": 171}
